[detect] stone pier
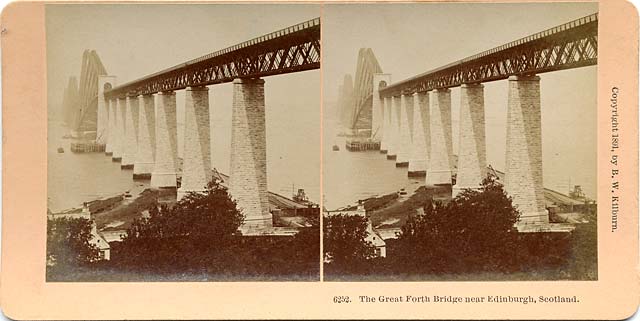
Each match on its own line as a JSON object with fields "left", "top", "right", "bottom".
{"left": 112, "top": 98, "right": 127, "bottom": 162}
{"left": 426, "top": 88, "right": 453, "bottom": 186}
{"left": 230, "top": 78, "right": 272, "bottom": 231}
{"left": 408, "top": 92, "right": 429, "bottom": 177}
{"left": 177, "top": 86, "right": 212, "bottom": 201}
{"left": 105, "top": 99, "right": 115, "bottom": 155}
{"left": 504, "top": 75, "right": 548, "bottom": 228}
{"left": 150, "top": 91, "right": 178, "bottom": 188}
{"left": 379, "top": 97, "right": 388, "bottom": 153}
{"left": 121, "top": 96, "right": 139, "bottom": 169}
{"left": 386, "top": 96, "right": 397, "bottom": 159}
{"left": 372, "top": 73, "right": 391, "bottom": 152}
{"left": 133, "top": 94, "right": 156, "bottom": 180}
{"left": 396, "top": 94, "right": 413, "bottom": 167}
{"left": 96, "top": 76, "right": 116, "bottom": 144}
{"left": 97, "top": 99, "right": 106, "bottom": 144}
{"left": 453, "top": 83, "right": 487, "bottom": 197}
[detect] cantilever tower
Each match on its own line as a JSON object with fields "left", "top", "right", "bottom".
{"left": 337, "top": 48, "right": 382, "bottom": 133}
{"left": 62, "top": 50, "right": 108, "bottom": 136}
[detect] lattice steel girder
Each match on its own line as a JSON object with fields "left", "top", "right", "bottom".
{"left": 74, "top": 50, "right": 107, "bottom": 131}
{"left": 350, "top": 48, "right": 382, "bottom": 129}
{"left": 380, "top": 13, "right": 598, "bottom": 98}
{"left": 105, "top": 18, "right": 320, "bottom": 99}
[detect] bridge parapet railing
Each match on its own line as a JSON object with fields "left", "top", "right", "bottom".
{"left": 106, "top": 17, "right": 320, "bottom": 98}
{"left": 380, "top": 12, "right": 597, "bottom": 97}
{"left": 189, "top": 17, "right": 320, "bottom": 65}
{"left": 431, "top": 13, "right": 597, "bottom": 73}
{"left": 465, "top": 13, "right": 597, "bottom": 63}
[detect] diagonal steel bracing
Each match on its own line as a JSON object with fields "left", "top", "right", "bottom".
{"left": 105, "top": 17, "right": 320, "bottom": 100}
{"left": 350, "top": 48, "right": 383, "bottom": 130}
{"left": 63, "top": 50, "right": 108, "bottom": 132}
{"left": 380, "top": 13, "right": 598, "bottom": 98}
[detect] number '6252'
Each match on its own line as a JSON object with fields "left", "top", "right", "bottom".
{"left": 333, "top": 296, "right": 351, "bottom": 303}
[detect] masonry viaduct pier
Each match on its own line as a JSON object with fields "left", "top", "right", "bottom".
{"left": 95, "top": 18, "right": 320, "bottom": 232}
{"left": 369, "top": 13, "right": 597, "bottom": 231}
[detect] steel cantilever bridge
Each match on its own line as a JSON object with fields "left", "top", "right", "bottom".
{"left": 105, "top": 17, "right": 320, "bottom": 100}
{"left": 61, "top": 50, "right": 108, "bottom": 133}
{"left": 379, "top": 13, "right": 597, "bottom": 98}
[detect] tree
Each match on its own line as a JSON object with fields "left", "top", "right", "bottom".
{"left": 323, "top": 214, "right": 375, "bottom": 269}
{"left": 394, "top": 174, "right": 521, "bottom": 273}
{"left": 119, "top": 179, "right": 244, "bottom": 268}
{"left": 127, "top": 179, "right": 243, "bottom": 240}
{"left": 110, "top": 178, "right": 325, "bottom": 280}
{"left": 47, "top": 217, "right": 100, "bottom": 266}
{"left": 392, "top": 201, "right": 452, "bottom": 272}
{"left": 288, "top": 214, "right": 320, "bottom": 272}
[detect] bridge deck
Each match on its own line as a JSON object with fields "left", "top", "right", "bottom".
{"left": 380, "top": 13, "right": 597, "bottom": 98}
{"left": 105, "top": 17, "right": 320, "bottom": 99}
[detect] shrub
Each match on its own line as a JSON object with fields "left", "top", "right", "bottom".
{"left": 323, "top": 214, "right": 376, "bottom": 272}
{"left": 393, "top": 174, "right": 522, "bottom": 273}
{"left": 117, "top": 179, "right": 243, "bottom": 269}
{"left": 110, "top": 178, "right": 319, "bottom": 279}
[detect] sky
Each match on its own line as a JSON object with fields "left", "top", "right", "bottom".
{"left": 47, "top": 4, "right": 322, "bottom": 200}
{"left": 323, "top": 2, "right": 599, "bottom": 198}
{"left": 47, "top": 4, "right": 321, "bottom": 105}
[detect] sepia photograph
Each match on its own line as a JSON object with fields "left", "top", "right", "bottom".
{"left": 322, "top": 2, "right": 599, "bottom": 281}
{"left": 46, "top": 4, "right": 321, "bottom": 281}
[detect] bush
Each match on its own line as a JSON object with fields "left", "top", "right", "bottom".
{"left": 323, "top": 214, "right": 376, "bottom": 272}
{"left": 109, "top": 179, "right": 319, "bottom": 279}
{"left": 325, "top": 174, "right": 588, "bottom": 279}
{"left": 392, "top": 174, "right": 522, "bottom": 273}
{"left": 117, "top": 179, "right": 244, "bottom": 269}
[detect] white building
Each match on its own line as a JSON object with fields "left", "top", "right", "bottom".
{"left": 325, "top": 203, "right": 387, "bottom": 258}
{"left": 48, "top": 204, "right": 111, "bottom": 261}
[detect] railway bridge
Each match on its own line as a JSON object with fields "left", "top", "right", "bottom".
{"left": 95, "top": 17, "right": 320, "bottom": 231}
{"left": 370, "top": 13, "right": 597, "bottom": 231}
